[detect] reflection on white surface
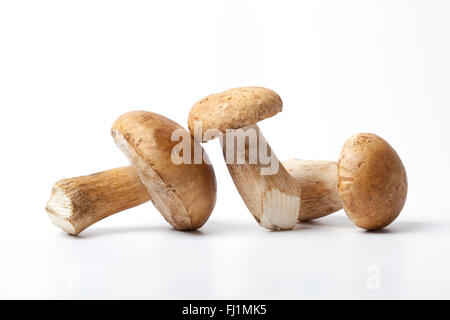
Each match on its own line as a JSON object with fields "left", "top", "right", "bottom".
{"left": 1, "top": 213, "right": 449, "bottom": 299}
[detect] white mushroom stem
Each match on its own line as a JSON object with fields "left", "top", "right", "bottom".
{"left": 220, "top": 124, "right": 301, "bottom": 230}
{"left": 283, "top": 159, "right": 342, "bottom": 221}
{"left": 45, "top": 166, "right": 150, "bottom": 235}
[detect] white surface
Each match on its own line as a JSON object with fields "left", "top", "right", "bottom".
{"left": 0, "top": 0, "right": 449, "bottom": 299}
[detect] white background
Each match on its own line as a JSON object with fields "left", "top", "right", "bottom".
{"left": 1, "top": 0, "right": 449, "bottom": 299}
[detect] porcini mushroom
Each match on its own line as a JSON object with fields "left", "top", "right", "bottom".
{"left": 338, "top": 133, "right": 408, "bottom": 230}
{"left": 188, "top": 87, "right": 302, "bottom": 230}
{"left": 46, "top": 111, "right": 217, "bottom": 235}
{"left": 284, "top": 133, "right": 408, "bottom": 230}
{"left": 111, "top": 111, "right": 217, "bottom": 231}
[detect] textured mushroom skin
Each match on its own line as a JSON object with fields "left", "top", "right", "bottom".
{"left": 188, "top": 87, "right": 282, "bottom": 142}
{"left": 112, "top": 111, "right": 217, "bottom": 230}
{"left": 46, "top": 166, "right": 150, "bottom": 235}
{"left": 338, "top": 133, "right": 408, "bottom": 230}
{"left": 283, "top": 159, "right": 342, "bottom": 221}
{"left": 221, "top": 125, "right": 301, "bottom": 230}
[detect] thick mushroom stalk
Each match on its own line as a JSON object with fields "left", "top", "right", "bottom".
{"left": 283, "top": 159, "right": 342, "bottom": 221}
{"left": 221, "top": 124, "right": 301, "bottom": 230}
{"left": 46, "top": 166, "right": 150, "bottom": 235}
{"left": 189, "top": 87, "right": 304, "bottom": 230}
{"left": 46, "top": 111, "right": 217, "bottom": 235}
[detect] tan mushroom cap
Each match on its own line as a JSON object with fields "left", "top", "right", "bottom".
{"left": 111, "top": 111, "right": 217, "bottom": 230}
{"left": 338, "top": 133, "right": 408, "bottom": 230}
{"left": 188, "top": 87, "right": 282, "bottom": 142}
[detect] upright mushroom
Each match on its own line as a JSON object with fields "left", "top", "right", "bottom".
{"left": 188, "top": 87, "right": 302, "bottom": 230}
{"left": 46, "top": 111, "right": 217, "bottom": 235}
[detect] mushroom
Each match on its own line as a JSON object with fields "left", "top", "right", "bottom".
{"left": 338, "top": 133, "right": 408, "bottom": 230}
{"left": 46, "top": 159, "right": 341, "bottom": 235}
{"left": 111, "top": 111, "right": 217, "bottom": 231}
{"left": 46, "top": 111, "right": 217, "bottom": 235}
{"left": 188, "top": 87, "right": 302, "bottom": 230}
{"left": 284, "top": 133, "right": 408, "bottom": 230}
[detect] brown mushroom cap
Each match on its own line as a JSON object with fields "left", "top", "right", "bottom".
{"left": 188, "top": 87, "right": 282, "bottom": 142}
{"left": 338, "top": 133, "right": 408, "bottom": 230}
{"left": 111, "top": 111, "right": 217, "bottom": 230}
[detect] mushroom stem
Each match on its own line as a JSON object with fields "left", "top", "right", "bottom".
{"left": 45, "top": 166, "right": 150, "bottom": 235}
{"left": 220, "top": 124, "right": 301, "bottom": 230}
{"left": 283, "top": 159, "right": 342, "bottom": 221}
